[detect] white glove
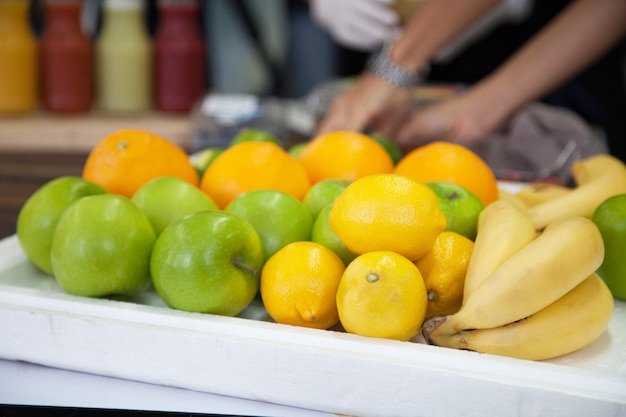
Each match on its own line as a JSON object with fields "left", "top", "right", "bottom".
{"left": 311, "top": 0, "right": 400, "bottom": 52}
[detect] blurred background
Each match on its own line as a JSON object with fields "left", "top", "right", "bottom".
{"left": 1, "top": 0, "right": 365, "bottom": 238}
{"left": 1, "top": 0, "right": 625, "bottom": 238}
{"left": 28, "top": 0, "right": 366, "bottom": 99}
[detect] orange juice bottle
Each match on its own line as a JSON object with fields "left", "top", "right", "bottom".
{"left": 96, "top": 0, "right": 152, "bottom": 112}
{"left": 0, "top": 0, "right": 38, "bottom": 114}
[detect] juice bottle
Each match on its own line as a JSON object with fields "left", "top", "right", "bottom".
{"left": 40, "top": 0, "right": 93, "bottom": 113}
{"left": 96, "top": 0, "right": 152, "bottom": 112}
{"left": 0, "top": 0, "right": 38, "bottom": 114}
{"left": 154, "top": 0, "right": 206, "bottom": 113}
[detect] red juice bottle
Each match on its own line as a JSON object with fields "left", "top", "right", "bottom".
{"left": 40, "top": 0, "right": 93, "bottom": 113}
{"left": 154, "top": 0, "right": 206, "bottom": 113}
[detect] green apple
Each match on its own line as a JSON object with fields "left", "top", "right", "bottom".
{"left": 426, "top": 181, "right": 484, "bottom": 241}
{"left": 17, "top": 176, "right": 107, "bottom": 274}
{"left": 190, "top": 147, "right": 224, "bottom": 180}
{"left": 288, "top": 142, "right": 307, "bottom": 158}
{"left": 230, "top": 128, "right": 281, "bottom": 147}
{"left": 51, "top": 194, "right": 156, "bottom": 298}
{"left": 302, "top": 178, "right": 351, "bottom": 219}
{"left": 225, "top": 189, "right": 313, "bottom": 263}
{"left": 311, "top": 203, "right": 357, "bottom": 266}
{"left": 592, "top": 194, "right": 626, "bottom": 300}
{"left": 132, "top": 176, "right": 218, "bottom": 236}
{"left": 150, "top": 210, "right": 264, "bottom": 315}
{"left": 370, "top": 132, "right": 403, "bottom": 165}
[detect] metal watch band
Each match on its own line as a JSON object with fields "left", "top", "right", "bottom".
{"left": 366, "top": 42, "right": 429, "bottom": 89}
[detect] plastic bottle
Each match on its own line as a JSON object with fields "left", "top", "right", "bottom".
{"left": 96, "top": 0, "right": 152, "bottom": 112}
{"left": 0, "top": 0, "right": 38, "bottom": 114}
{"left": 40, "top": 0, "right": 93, "bottom": 113}
{"left": 154, "top": 0, "right": 206, "bottom": 113}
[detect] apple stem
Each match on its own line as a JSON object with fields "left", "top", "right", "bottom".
{"left": 233, "top": 259, "right": 257, "bottom": 276}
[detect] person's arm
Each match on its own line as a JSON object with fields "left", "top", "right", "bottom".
{"left": 316, "top": 0, "right": 502, "bottom": 135}
{"left": 472, "top": 0, "right": 626, "bottom": 129}
{"left": 396, "top": 0, "right": 626, "bottom": 146}
{"left": 390, "top": 0, "right": 500, "bottom": 72}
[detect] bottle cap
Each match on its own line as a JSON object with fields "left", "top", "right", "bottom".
{"left": 104, "top": 0, "right": 144, "bottom": 10}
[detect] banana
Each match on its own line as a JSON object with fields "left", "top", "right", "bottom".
{"left": 497, "top": 188, "right": 529, "bottom": 211}
{"left": 462, "top": 199, "right": 537, "bottom": 304}
{"left": 527, "top": 154, "right": 626, "bottom": 230}
{"left": 424, "top": 273, "right": 614, "bottom": 361}
{"left": 571, "top": 153, "right": 625, "bottom": 185}
{"left": 514, "top": 183, "right": 571, "bottom": 208}
{"left": 428, "top": 216, "right": 604, "bottom": 336}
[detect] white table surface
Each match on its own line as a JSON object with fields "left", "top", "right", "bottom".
{"left": 0, "top": 359, "right": 335, "bottom": 416}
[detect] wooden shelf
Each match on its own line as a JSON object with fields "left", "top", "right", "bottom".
{"left": 0, "top": 111, "right": 192, "bottom": 153}
{"left": 0, "top": 111, "right": 193, "bottom": 239}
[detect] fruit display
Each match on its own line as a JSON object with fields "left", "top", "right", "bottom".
{"left": 12, "top": 127, "right": 625, "bottom": 365}
{"left": 16, "top": 176, "right": 107, "bottom": 274}
{"left": 592, "top": 194, "right": 626, "bottom": 300}
{"left": 337, "top": 251, "right": 428, "bottom": 341}
{"left": 150, "top": 210, "right": 264, "bottom": 316}
{"left": 51, "top": 194, "right": 156, "bottom": 298}
{"left": 522, "top": 154, "right": 626, "bottom": 230}
{"left": 261, "top": 241, "right": 345, "bottom": 330}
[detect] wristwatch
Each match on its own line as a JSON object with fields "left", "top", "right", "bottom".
{"left": 366, "top": 42, "right": 430, "bottom": 89}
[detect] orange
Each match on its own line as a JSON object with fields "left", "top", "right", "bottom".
{"left": 82, "top": 129, "right": 198, "bottom": 198}
{"left": 298, "top": 131, "right": 394, "bottom": 184}
{"left": 261, "top": 241, "right": 345, "bottom": 330}
{"left": 393, "top": 141, "right": 498, "bottom": 206}
{"left": 415, "top": 231, "right": 475, "bottom": 318}
{"left": 200, "top": 141, "right": 311, "bottom": 209}
{"left": 329, "top": 173, "right": 447, "bottom": 261}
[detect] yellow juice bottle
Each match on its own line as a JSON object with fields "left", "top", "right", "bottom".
{"left": 0, "top": 0, "right": 38, "bottom": 114}
{"left": 96, "top": 0, "right": 152, "bottom": 112}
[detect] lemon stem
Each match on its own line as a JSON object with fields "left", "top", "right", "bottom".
{"left": 116, "top": 140, "right": 129, "bottom": 150}
{"left": 367, "top": 273, "right": 379, "bottom": 283}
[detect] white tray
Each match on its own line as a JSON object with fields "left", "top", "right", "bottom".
{"left": 1, "top": 234, "right": 625, "bottom": 417}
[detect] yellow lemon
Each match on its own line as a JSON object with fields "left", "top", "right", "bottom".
{"left": 415, "top": 231, "right": 475, "bottom": 318}
{"left": 329, "top": 173, "right": 447, "bottom": 261}
{"left": 336, "top": 251, "right": 428, "bottom": 341}
{"left": 260, "top": 241, "right": 345, "bottom": 329}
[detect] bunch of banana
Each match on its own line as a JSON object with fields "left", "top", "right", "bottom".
{"left": 462, "top": 200, "right": 537, "bottom": 303}
{"left": 508, "top": 154, "right": 626, "bottom": 230}
{"left": 513, "top": 183, "right": 571, "bottom": 209}
{"left": 422, "top": 200, "right": 614, "bottom": 361}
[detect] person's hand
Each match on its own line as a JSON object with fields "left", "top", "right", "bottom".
{"left": 316, "top": 73, "right": 412, "bottom": 135}
{"left": 394, "top": 93, "right": 507, "bottom": 151}
{"left": 310, "top": 0, "right": 400, "bottom": 51}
